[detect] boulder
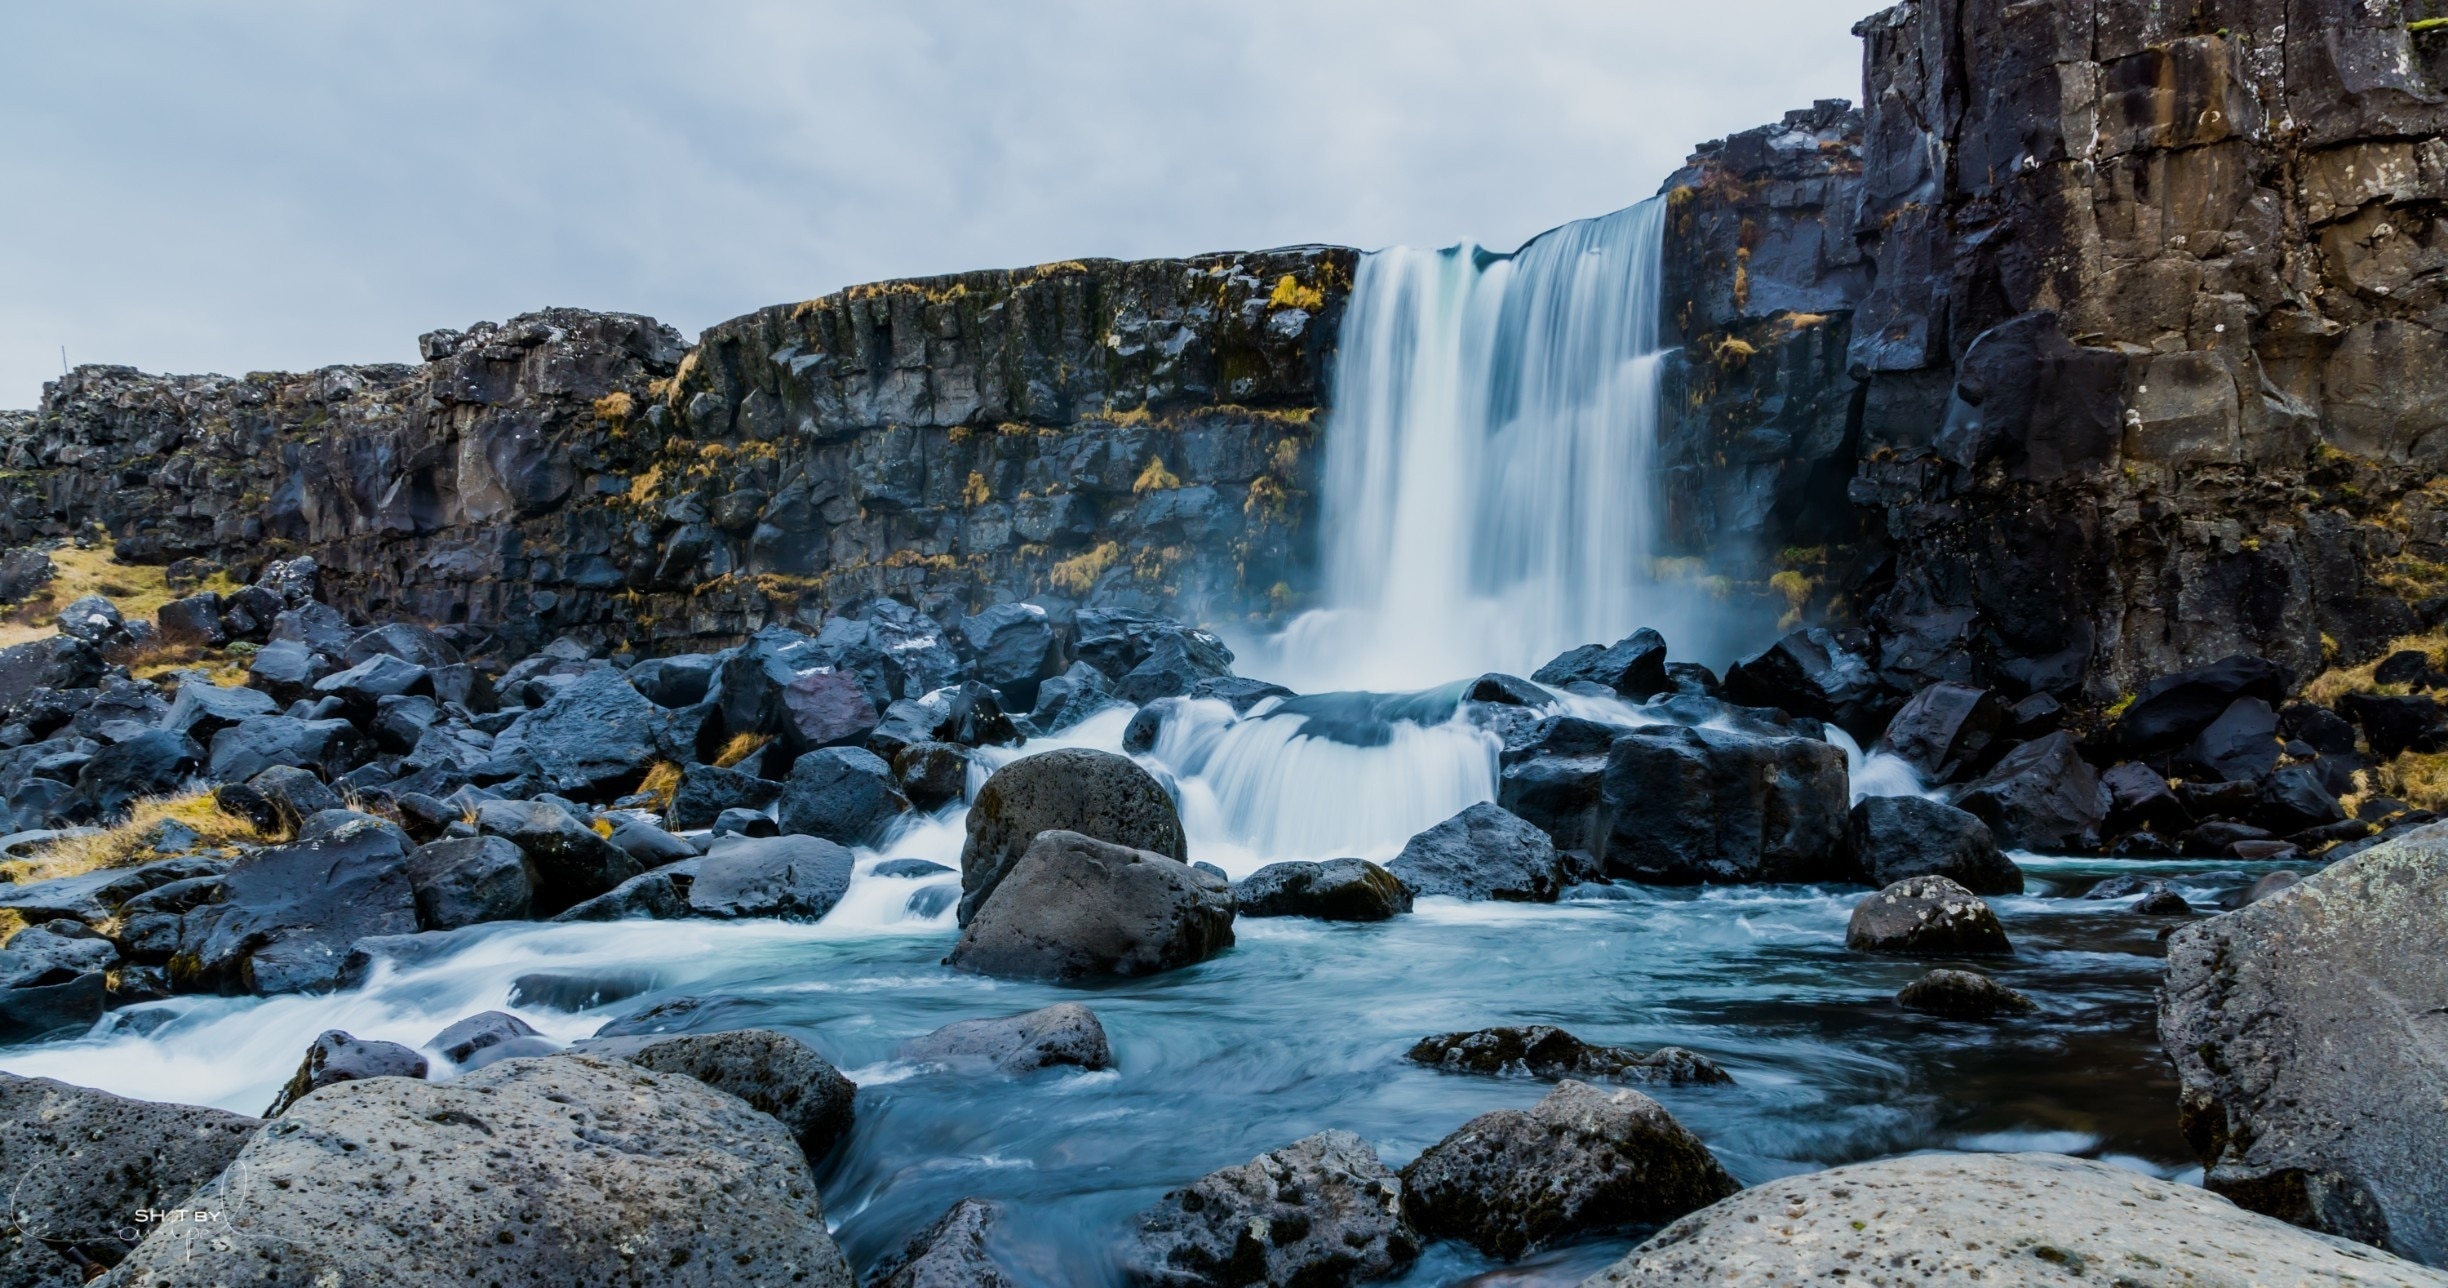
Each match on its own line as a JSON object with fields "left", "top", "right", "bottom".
{"left": 2342, "top": 692, "right": 2448, "bottom": 759}
{"left": 53, "top": 594, "right": 124, "bottom": 644}
{"left": 714, "top": 807, "right": 779, "bottom": 838}
{"left": 668, "top": 763, "right": 783, "bottom": 831}
{"left": 869, "top": 1198, "right": 1014, "bottom": 1288}
{"left": 1896, "top": 968, "right": 2036, "bottom": 1019}
{"left": 105, "top": 1055, "right": 854, "bottom": 1287}
{"left": 1134, "top": 1134, "right": 1419, "bottom": 1287}
{"left": 1531, "top": 629, "right": 1670, "bottom": 700}
{"left": 0, "top": 547, "right": 54, "bottom": 603}
{"left": 2255, "top": 765, "right": 2346, "bottom": 835}
{"left": 778, "top": 669, "right": 880, "bottom": 753}
{"left": 688, "top": 834, "right": 855, "bottom": 922}
{"left": 206, "top": 715, "right": 367, "bottom": 783}
{"left": 1848, "top": 795, "right": 2022, "bottom": 894}
{"left": 2102, "top": 760, "right": 2192, "bottom": 834}
{"left": 1026, "top": 661, "right": 1117, "bottom": 734}
{"left": 68, "top": 730, "right": 202, "bottom": 821}
{"left": 871, "top": 682, "right": 1023, "bottom": 755}
{"left": 947, "top": 830, "right": 1233, "bottom": 981}
{"left": 507, "top": 968, "right": 657, "bottom": 1012}
{"left": 1874, "top": 681, "right": 2002, "bottom": 783}
{"left": 716, "top": 627, "right": 827, "bottom": 739}
{"left": 1386, "top": 802, "right": 1567, "bottom": 902}
{"left": 957, "top": 747, "right": 1187, "bottom": 924}
{"left": 426, "top": 1010, "right": 545, "bottom": 1065}
{"left": 243, "top": 638, "right": 330, "bottom": 705}
{"left": 1721, "top": 626, "right": 1893, "bottom": 740}
{"left": 1952, "top": 731, "right": 2106, "bottom": 852}
{"left": 159, "top": 679, "right": 277, "bottom": 740}
{"left": 1584, "top": 1152, "right": 2439, "bottom": 1287}
{"left": 1597, "top": 725, "right": 1852, "bottom": 884}
{"left": 0, "top": 1073, "right": 260, "bottom": 1286}
{"left": 1234, "top": 858, "right": 1413, "bottom": 920}
{"left": 1190, "top": 674, "right": 1297, "bottom": 713}
{"left": 0, "top": 637, "right": 102, "bottom": 711}
{"left": 474, "top": 798, "right": 642, "bottom": 915}
{"left": 340, "top": 621, "right": 461, "bottom": 670}
{"left": 611, "top": 1029, "right": 858, "bottom": 1169}
{"left": 487, "top": 669, "right": 667, "bottom": 798}
{"left": 957, "top": 602, "right": 1056, "bottom": 708}
{"left": 0, "top": 927, "right": 112, "bottom": 1043}
{"left": 1401, "top": 1080, "right": 1738, "bottom": 1259}
{"left": 1496, "top": 715, "right": 1627, "bottom": 853}
{"left": 895, "top": 1002, "right": 1113, "bottom": 1073}
{"left": 2161, "top": 823, "right": 2448, "bottom": 1264}
{"left": 1846, "top": 875, "right": 2013, "bottom": 956}
{"left": 891, "top": 741, "right": 969, "bottom": 811}
{"left": 1112, "top": 629, "right": 1236, "bottom": 705}
{"left": 1465, "top": 672, "right": 1551, "bottom": 706}
{"left": 776, "top": 746, "right": 909, "bottom": 844}
{"left": 370, "top": 692, "right": 439, "bottom": 753}
{"left": 171, "top": 817, "right": 419, "bottom": 994}
{"left": 1407, "top": 1027, "right": 1732, "bottom": 1086}
{"left": 551, "top": 868, "right": 693, "bottom": 922}
{"left": 311, "top": 652, "right": 432, "bottom": 710}
{"left": 2117, "top": 654, "right": 2291, "bottom": 753}
{"left": 626, "top": 653, "right": 718, "bottom": 708}
{"left": 264, "top": 1029, "right": 430, "bottom": 1117}
{"left": 404, "top": 835, "right": 535, "bottom": 929}
{"left": 2176, "top": 697, "right": 2283, "bottom": 783}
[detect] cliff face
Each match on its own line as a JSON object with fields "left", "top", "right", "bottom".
{"left": 1658, "top": 0, "right": 2448, "bottom": 710}
{"left": 0, "top": 251, "right": 1352, "bottom": 654}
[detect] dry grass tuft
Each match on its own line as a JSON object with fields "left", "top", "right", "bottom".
{"left": 1133, "top": 455, "right": 1183, "bottom": 494}
{"left": 2376, "top": 750, "right": 2448, "bottom": 813}
{"left": 713, "top": 733, "right": 772, "bottom": 769}
{"left": 2302, "top": 629, "right": 2448, "bottom": 707}
{"left": 635, "top": 761, "right": 683, "bottom": 809}
{"left": 1, "top": 791, "right": 272, "bottom": 887}
{"left": 0, "top": 909, "right": 26, "bottom": 949}
{"left": 0, "top": 544, "right": 243, "bottom": 650}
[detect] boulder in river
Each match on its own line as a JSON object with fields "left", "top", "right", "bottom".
{"left": 1401, "top": 1080, "right": 1739, "bottom": 1259}
{"left": 947, "top": 830, "right": 1233, "bottom": 981}
{"left": 1721, "top": 626, "right": 1894, "bottom": 740}
{"left": 870, "top": 1198, "right": 1015, "bottom": 1288}
{"left": 687, "top": 834, "right": 855, "bottom": 922}
{"left": 106, "top": 1054, "right": 855, "bottom": 1287}
{"left": 1583, "top": 1151, "right": 2440, "bottom": 1287}
{"left": 0, "top": 1072, "right": 261, "bottom": 1287}
{"left": 2161, "top": 822, "right": 2448, "bottom": 1264}
{"left": 474, "top": 798, "right": 642, "bottom": 915}
{"left": 957, "top": 747, "right": 1187, "bottom": 924}
{"left": 2115, "top": 653, "right": 2291, "bottom": 754}
{"left": 1234, "top": 857, "right": 1412, "bottom": 920}
{"left": 1386, "top": 801, "right": 1567, "bottom": 902}
{"left": 1598, "top": 724, "right": 1851, "bottom": 884}
{"left": 1849, "top": 794, "right": 2022, "bottom": 894}
{"left": 1132, "top": 1129, "right": 1420, "bottom": 1287}
{"left": 1408, "top": 1026, "right": 1732, "bottom": 1086}
{"left": 896, "top": 1002, "right": 1113, "bottom": 1073}
{"left": 1874, "top": 681, "right": 2002, "bottom": 783}
{"left": 1951, "top": 731, "right": 2107, "bottom": 852}
{"left": 668, "top": 763, "right": 783, "bottom": 831}
{"left": 264, "top": 1029, "right": 430, "bottom": 1117}
{"left": 171, "top": 815, "right": 419, "bottom": 994}
{"left": 1896, "top": 968, "right": 2036, "bottom": 1019}
{"left": 1496, "top": 715, "right": 1626, "bottom": 853}
{"left": 776, "top": 746, "right": 909, "bottom": 844}
{"left": 1845, "top": 875, "right": 2013, "bottom": 956}
{"left": 607, "top": 1028, "right": 858, "bottom": 1169}
{"left": 404, "top": 834, "right": 535, "bottom": 929}
{"left": 1531, "top": 629, "right": 1669, "bottom": 700}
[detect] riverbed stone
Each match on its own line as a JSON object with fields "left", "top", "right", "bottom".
{"left": 686, "top": 834, "right": 854, "bottom": 921}
{"left": 0, "top": 1072, "right": 261, "bottom": 1287}
{"left": 1407, "top": 1027, "right": 1732, "bottom": 1086}
{"left": 870, "top": 1197, "right": 1014, "bottom": 1288}
{"left": 2161, "top": 822, "right": 2448, "bottom": 1264}
{"left": 957, "top": 747, "right": 1187, "bottom": 925}
{"left": 1597, "top": 724, "right": 1852, "bottom": 884}
{"left": 948, "top": 830, "right": 1232, "bottom": 981}
{"left": 1896, "top": 968, "right": 2036, "bottom": 1019}
{"left": 1845, "top": 875, "right": 2013, "bottom": 956}
{"left": 1849, "top": 794, "right": 2021, "bottom": 894}
{"left": 1386, "top": 802, "right": 1567, "bottom": 902}
{"left": 105, "top": 1054, "right": 854, "bottom": 1287}
{"left": 1582, "top": 1152, "right": 2446, "bottom": 1287}
{"left": 474, "top": 797, "right": 642, "bottom": 915}
{"left": 403, "top": 834, "right": 534, "bottom": 929}
{"left": 896, "top": 1002, "right": 1112, "bottom": 1073}
{"left": 1403, "top": 1080, "right": 1739, "bottom": 1259}
{"left": 614, "top": 1029, "right": 858, "bottom": 1169}
{"left": 1234, "top": 857, "right": 1412, "bottom": 920}
{"left": 264, "top": 1029, "right": 430, "bottom": 1117}
{"left": 169, "top": 817, "right": 418, "bottom": 994}
{"left": 1133, "top": 1129, "right": 1420, "bottom": 1287}
{"left": 1952, "top": 731, "right": 2107, "bottom": 852}
{"left": 775, "top": 746, "right": 908, "bottom": 844}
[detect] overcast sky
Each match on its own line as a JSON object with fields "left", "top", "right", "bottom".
{"left": 0, "top": 2, "right": 1863, "bottom": 409}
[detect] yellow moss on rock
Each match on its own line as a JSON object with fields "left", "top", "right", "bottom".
{"left": 1134, "top": 455, "right": 1182, "bottom": 493}
{"left": 1050, "top": 542, "right": 1121, "bottom": 594}
{"left": 1269, "top": 274, "right": 1326, "bottom": 311}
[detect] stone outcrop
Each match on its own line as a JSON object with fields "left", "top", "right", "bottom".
{"left": 2161, "top": 822, "right": 2448, "bottom": 1264}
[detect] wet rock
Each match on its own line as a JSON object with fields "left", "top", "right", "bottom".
{"left": 1466, "top": 673, "right": 1551, "bottom": 706}
{"left": 2102, "top": 761, "right": 2191, "bottom": 835}
{"left": 1401, "top": 1080, "right": 1738, "bottom": 1259}
{"left": 550, "top": 866, "right": 693, "bottom": 922}
{"left": 0, "top": 925, "right": 112, "bottom": 1043}
{"left": 2133, "top": 883, "right": 2192, "bottom": 915}
{"left": 948, "top": 830, "right": 1233, "bottom": 981}
{"left": 1875, "top": 681, "right": 2002, "bottom": 783}
{"left": 2234, "top": 869, "right": 2302, "bottom": 907}
{"left": 1112, "top": 628, "right": 1237, "bottom": 705}
{"left": 1952, "top": 731, "right": 2106, "bottom": 853}
{"left": 206, "top": 714, "right": 367, "bottom": 783}
{"left": 1234, "top": 858, "right": 1412, "bottom": 921}
{"left": 875, "top": 858, "right": 954, "bottom": 878}
{"left": 1849, "top": 794, "right": 2021, "bottom": 895}
{"left": 608, "top": 817, "right": 696, "bottom": 866}
{"left": 1598, "top": 724, "right": 1852, "bottom": 884}
{"left": 1584, "top": 1152, "right": 2438, "bottom": 1287}
{"left": 2116, "top": 656, "right": 2292, "bottom": 754}
{"left": 1192, "top": 675, "right": 1297, "bottom": 713}
{"left": 171, "top": 817, "right": 418, "bottom": 994}
{"left": 404, "top": 835, "right": 535, "bottom": 930}
{"left": 611, "top": 1028, "right": 858, "bottom": 1169}
{"left": 688, "top": 834, "right": 854, "bottom": 921}
{"left": 896, "top": 1002, "right": 1112, "bottom": 1073}
{"left": 1722, "top": 626, "right": 1892, "bottom": 740}
{"left": 1133, "top": 1130, "right": 1419, "bottom": 1288}
{"left": 872, "top": 682, "right": 1022, "bottom": 755}
{"left": 0, "top": 1072, "right": 260, "bottom": 1286}
{"left": 958, "top": 602, "right": 1055, "bottom": 709}
{"left": 1407, "top": 1027, "right": 1732, "bottom": 1086}
{"left": 474, "top": 797, "right": 642, "bottom": 915}
{"left": 425, "top": 1010, "right": 542, "bottom": 1065}
{"left": 869, "top": 1198, "right": 1015, "bottom": 1288}
{"left": 1026, "top": 661, "right": 1118, "bottom": 734}
{"left": 776, "top": 746, "right": 909, "bottom": 844}
{"left": 507, "top": 969, "right": 657, "bottom": 1012}
{"left": 485, "top": 668, "right": 667, "bottom": 798}
{"left": 70, "top": 730, "right": 202, "bottom": 821}
{"left": 2161, "top": 823, "right": 2448, "bottom": 1263}
{"left": 1845, "top": 875, "right": 2012, "bottom": 956}
{"left": 591, "top": 993, "right": 770, "bottom": 1038}
{"left": 2176, "top": 698, "right": 2283, "bottom": 784}
{"left": 1496, "top": 715, "right": 1628, "bottom": 853}
{"left": 1387, "top": 802, "right": 1567, "bottom": 902}
{"left": 958, "top": 747, "right": 1187, "bottom": 925}
{"left": 264, "top": 1029, "right": 430, "bottom": 1117}
{"left": 714, "top": 806, "right": 779, "bottom": 838}
{"left": 106, "top": 1055, "right": 854, "bottom": 1287}
{"left": 0, "top": 855, "right": 226, "bottom": 928}
{"left": 1895, "top": 968, "right": 2035, "bottom": 1019}
{"left": 891, "top": 741, "right": 970, "bottom": 811}
{"left": 1532, "top": 629, "right": 1670, "bottom": 700}
{"left": 778, "top": 669, "right": 880, "bottom": 754}
{"left": 668, "top": 763, "right": 783, "bottom": 831}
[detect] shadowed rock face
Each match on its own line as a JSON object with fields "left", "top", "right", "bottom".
{"left": 2161, "top": 822, "right": 2448, "bottom": 1265}
{"left": 0, "top": 250, "right": 1353, "bottom": 655}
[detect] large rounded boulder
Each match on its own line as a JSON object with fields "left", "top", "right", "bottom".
{"left": 957, "top": 748, "right": 1186, "bottom": 925}
{"left": 1846, "top": 875, "right": 2013, "bottom": 956}
{"left": 947, "top": 830, "right": 1232, "bottom": 981}
{"left": 1849, "top": 794, "right": 2022, "bottom": 895}
{"left": 1386, "top": 802, "right": 1568, "bottom": 902}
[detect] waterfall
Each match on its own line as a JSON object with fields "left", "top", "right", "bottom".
{"left": 1264, "top": 198, "right": 1699, "bottom": 693}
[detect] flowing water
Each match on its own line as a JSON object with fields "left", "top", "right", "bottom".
{"left": 1, "top": 203, "right": 2234, "bottom": 1285}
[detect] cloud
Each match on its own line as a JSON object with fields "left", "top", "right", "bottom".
{"left": 0, "top": 0, "right": 1864, "bottom": 408}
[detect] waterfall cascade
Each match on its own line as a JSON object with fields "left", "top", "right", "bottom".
{"left": 1262, "top": 198, "right": 1709, "bottom": 693}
